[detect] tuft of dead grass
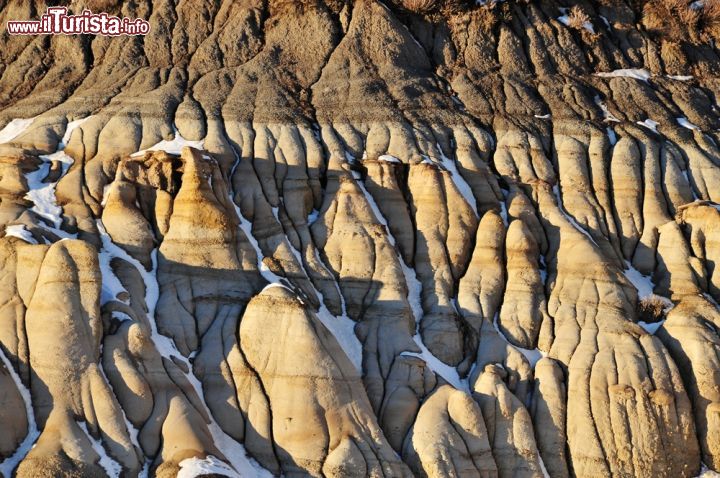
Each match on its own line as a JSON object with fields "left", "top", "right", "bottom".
{"left": 566, "top": 5, "right": 592, "bottom": 30}
{"left": 637, "top": 295, "right": 671, "bottom": 323}
{"left": 401, "top": 0, "right": 441, "bottom": 13}
{"left": 643, "top": 0, "right": 720, "bottom": 43}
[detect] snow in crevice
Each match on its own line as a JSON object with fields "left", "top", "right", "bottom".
{"left": 131, "top": 127, "right": 204, "bottom": 157}
{"left": 697, "top": 463, "right": 720, "bottom": 478}
{"left": 637, "top": 320, "right": 666, "bottom": 335}
{"left": 624, "top": 262, "right": 655, "bottom": 299}
{"left": 97, "top": 203, "right": 271, "bottom": 477}
{"left": 683, "top": 170, "right": 700, "bottom": 201}
{"left": 21, "top": 116, "right": 92, "bottom": 238}
{"left": 552, "top": 185, "right": 598, "bottom": 247}
{"left": 623, "top": 261, "right": 674, "bottom": 334}
{"left": 538, "top": 454, "right": 551, "bottom": 478}
{"left": 498, "top": 192, "right": 509, "bottom": 227}
{"left": 637, "top": 118, "right": 660, "bottom": 133}
{"left": 178, "top": 456, "right": 242, "bottom": 478}
{"left": 307, "top": 208, "right": 320, "bottom": 225}
{"left": 4, "top": 224, "right": 38, "bottom": 244}
{"left": 0, "top": 117, "right": 35, "bottom": 144}
{"left": 436, "top": 143, "right": 479, "bottom": 218}
{"left": 677, "top": 117, "right": 700, "bottom": 130}
{"left": 606, "top": 127, "right": 618, "bottom": 146}
{"left": 76, "top": 421, "right": 123, "bottom": 478}
{"left": 98, "top": 249, "right": 130, "bottom": 306}
{"left": 492, "top": 313, "right": 546, "bottom": 368}
{"left": 595, "top": 69, "right": 651, "bottom": 81}
{"left": 355, "top": 171, "right": 467, "bottom": 391}
{"left": 0, "top": 348, "right": 40, "bottom": 478}
{"left": 539, "top": 254, "right": 548, "bottom": 287}
{"left": 594, "top": 95, "right": 620, "bottom": 123}
{"left": 377, "top": 154, "right": 401, "bottom": 163}
{"left": 668, "top": 75, "right": 694, "bottom": 81}
{"left": 275, "top": 200, "right": 362, "bottom": 371}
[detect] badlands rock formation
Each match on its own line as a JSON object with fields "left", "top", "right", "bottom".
{"left": 0, "top": 0, "right": 719, "bottom": 477}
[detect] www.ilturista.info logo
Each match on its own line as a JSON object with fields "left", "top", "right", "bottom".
{"left": 6, "top": 7, "right": 150, "bottom": 36}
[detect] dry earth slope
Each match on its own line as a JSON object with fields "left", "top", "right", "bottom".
{"left": 0, "top": 0, "right": 720, "bottom": 477}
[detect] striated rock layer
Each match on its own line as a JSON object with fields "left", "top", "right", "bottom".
{"left": 0, "top": 0, "right": 719, "bottom": 477}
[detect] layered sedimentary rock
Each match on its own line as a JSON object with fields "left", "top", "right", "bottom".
{"left": 0, "top": 0, "right": 720, "bottom": 477}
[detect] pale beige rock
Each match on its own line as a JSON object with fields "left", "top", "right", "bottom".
{"left": 17, "top": 240, "right": 141, "bottom": 476}
{"left": 0, "top": 356, "right": 27, "bottom": 460}
{"left": 402, "top": 384, "right": 498, "bottom": 477}
{"left": 530, "top": 358, "right": 569, "bottom": 478}
{"left": 658, "top": 297, "right": 720, "bottom": 471}
{"left": 473, "top": 364, "right": 545, "bottom": 478}
{"left": 408, "top": 162, "right": 478, "bottom": 368}
{"left": 239, "top": 285, "right": 412, "bottom": 477}
{"left": 497, "top": 218, "right": 549, "bottom": 349}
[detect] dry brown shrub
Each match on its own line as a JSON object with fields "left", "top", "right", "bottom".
{"left": 700, "top": 0, "right": 720, "bottom": 39}
{"left": 401, "top": 0, "right": 441, "bottom": 13}
{"left": 567, "top": 5, "right": 591, "bottom": 30}
{"left": 642, "top": 0, "right": 709, "bottom": 42}
{"left": 637, "top": 295, "right": 671, "bottom": 323}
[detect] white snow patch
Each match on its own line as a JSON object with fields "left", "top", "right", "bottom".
{"left": 402, "top": 338, "right": 467, "bottom": 392}
{"left": 4, "top": 224, "right": 37, "bottom": 244}
{"left": 638, "top": 320, "right": 666, "bottom": 335}
{"left": 378, "top": 154, "right": 401, "bottom": 163}
{"left": 315, "top": 304, "right": 363, "bottom": 371}
{"left": 178, "top": 456, "right": 242, "bottom": 478}
{"left": 607, "top": 127, "right": 618, "bottom": 145}
{"left": 517, "top": 346, "right": 546, "bottom": 368}
{"left": 98, "top": 249, "right": 130, "bottom": 305}
{"left": 637, "top": 118, "right": 659, "bottom": 133}
{"left": 697, "top": 464, "right": 720, "bottom": 478}
{"left": 132, "top": 127, "right": 204, "bottom": 156}
{"left": 534, "top": 114, "right": 551, "bottom": 119}
{"left": 25, "top": 152, "right": 75, "bottom": 230}
{"left": 355, "top": 172, "right": 467, "bottom": 390}
{"left": 538, "top": 454, "right": 551, "bottom": 478}
{"left": 668, "top": 75, "right": 694, "bottom": 81}
{"left": 595, "top": 68, "right": 651, "bottom": 81}
{"left": 682, "top": 170, "right": 700, "bottom": 201}
{"left": 553, "top": 185, "right": 597, "bottom": 246}
{"left": 600, "top": 15, "right": 611, "bottom": 29}
{"left": 594, "top": 95, "right": 620, "bottom": 122}
{"left": 0, "top": 118, "right": 35, "bottom": 144}
{"left": 97, "top": 220, "right": 272, "bottom": 478}
{"left": 492, "top": 313, "right": 546, "bottom": 368}
{"left": 499, "top": 198, "right": 509, "bottom": 227}
{"left": 307, "top": 209, "right": 320, "bottom": 225}
{"left": 22, "top": 116, "right": 92, "bottom": 237}
{"left": 228, "top": 155, "right": 363, "bottom": 371}
{"left": 0, "top": 348, "right": 40, "bottom": 477}
{"left": 624, "top": 262, "right": 655, "bottom": 299}
{"left": 62, "top": 117, "right": 92, "bottom": 147}
{"left": 77, "top": 421, "right": 123, "bottom": 478}
{"left": 677, "top": 117, "right": 699, "bottom": 130}
{"left": 436, "top": 143, "right": 478, "bottom": 217}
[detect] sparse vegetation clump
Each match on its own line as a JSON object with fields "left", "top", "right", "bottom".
{"left": 637, "top": 294, "right": 673, "bottom": 323}
{"left": 643, "top": 0, "right": 720, "bottom": 43}
{"left": 401, "top": 0, "right": 441, "bottom": 13}
{"left": 566, "top": 5, "right": 592, "bottom": 31}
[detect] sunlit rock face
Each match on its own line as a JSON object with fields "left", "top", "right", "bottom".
{"left": 0, "top": 0, "right": 719, "bottom": 477}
